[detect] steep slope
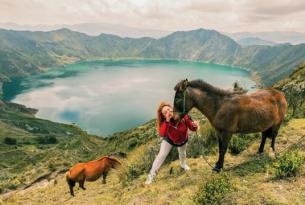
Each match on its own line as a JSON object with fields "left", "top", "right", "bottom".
{"left": 0, "top": 100, "right": 108, "bottom": 194}
{"left": 235, "top": 44, "right": 305, "bottom": 85}
{"left": 0, "top": 98, "right": 159, "bottom": 194}
{"left": 274, "top": 61, "right": 305, "bottom": 89}
{"left": 140, "top": 28, "right": 240, "bottom": 65}
{"left": 237, "top": 37, "right": 275, "bottom": 46}
{"left": 1, "top": 115, "right": 304, "bottom": 205}
{"left": 273, "top": 62, "right": 305, "bottom": 117}
{"left": 0, "top": 28, "right": 154, "bottom": 85}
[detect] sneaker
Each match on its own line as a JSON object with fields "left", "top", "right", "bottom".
{"left": 181, "top": 164, "right": 190, "bottom": 171}
{"left": 145, "top": 173, "right": 154, "bottom": 185}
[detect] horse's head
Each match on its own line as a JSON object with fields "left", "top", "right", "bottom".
{"left": 173, "top": 78, "right": 194, "bottom": 118}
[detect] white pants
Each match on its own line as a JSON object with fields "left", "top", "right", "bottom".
{"left": 149, "top": 140, "right": 187, "bottom": 176}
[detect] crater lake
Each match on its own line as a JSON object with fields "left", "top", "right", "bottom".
{"left": 3, "top": 60, "right": 256, "bottom": 136}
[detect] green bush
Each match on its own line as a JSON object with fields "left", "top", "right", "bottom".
{"left": 229, "top": 133, "right": 260, "bottom": 155}
{"left": 273, "top": 150, "right": 304, "bottom": 178}
{"left": 127, "top": 138, "right": 138, "bottom": 149}
{"left": 36, "top": 135, "right": 58, "bottom": 144}
{"left": 8, "top": 184, "right": 17, "bottom": 190}
{"left": 4, "top": 137, "right": 17, "bottom": 145}
{"left": 194, "top": 173, "right": 235, "bottom": 205}
{"left": 229, "top": 136, "right": 247, "bottom": 154}
{"left": 188, "top": 121, "right": 218, "bottom": 157}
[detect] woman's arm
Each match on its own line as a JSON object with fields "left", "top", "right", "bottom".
{"left": 184, "top": 115, "right": 198, "bottom": 131}
{"left": 159, "top": 121, "right": 169, "bottom": 137}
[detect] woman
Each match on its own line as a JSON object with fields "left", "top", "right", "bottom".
{"left": 145, "top": 102, "right": 199, "bottom": 184}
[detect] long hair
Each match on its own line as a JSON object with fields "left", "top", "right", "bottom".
{"left": 156, "top": 102, "right": 172, "bottom": 129}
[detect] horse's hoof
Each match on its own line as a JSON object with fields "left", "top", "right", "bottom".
{"left": 212, "top": 166, "right": 221, "bottom": 172}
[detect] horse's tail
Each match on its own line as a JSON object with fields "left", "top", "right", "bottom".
{"left": 107, "top": 157, "right": 122, "bottom": 169}
{"left": 65, "top": 171, "right": 75, "bottom": 187}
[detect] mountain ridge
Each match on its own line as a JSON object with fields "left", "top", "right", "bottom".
{"left": 0, "top": 27, "right": 304, "bottom": 94}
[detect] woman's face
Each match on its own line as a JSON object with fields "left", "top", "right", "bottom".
{"left": 161, "top": 106, "right": 172, "bottom": 117}
{"left": 161, "top": 105, "right": 180, "bottom": 120}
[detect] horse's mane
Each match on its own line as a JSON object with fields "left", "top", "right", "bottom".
{"left": 188, "top": 79, "right": 243, "bottom": 96}
{"left": 97, "top": 156, "right": 121, "bottom": 167}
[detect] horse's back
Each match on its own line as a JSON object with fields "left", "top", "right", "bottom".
{"left": 250, "top": 88, "right": 287, "bottom": 118}
{"left": 216, "top": 88, "right": 287, "bottom": 133}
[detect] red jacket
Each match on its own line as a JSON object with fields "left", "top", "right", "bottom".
{"left": 159, "top": 115, "right": 197, "bottom": 145}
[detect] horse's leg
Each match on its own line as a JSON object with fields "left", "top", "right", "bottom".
{"left": 213, "top": 131, "right": 232, "bottom": 172}
{"left": 102, "top": 171, "right": 108, "bottom": 184}
{"left": 215, "top": 136, "right": 223, "bottom": 168}
{"left": 258, "top": 128, "right": 272, "bottom": 153}
{"left": 79, "top": 179, "right": 86, "bottom": 190}
{"left": 271, "top": 126, "right": 280, "bottom": 154}
{"left": 66, "top": 175, "right": 75, "bottom": 196}
{"left": 68, "top": 181, "right": 75, "bottom": 196}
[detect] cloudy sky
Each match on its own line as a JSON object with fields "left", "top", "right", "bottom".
{"left": 1, "top": 0, "right": 305, "bottom": 33}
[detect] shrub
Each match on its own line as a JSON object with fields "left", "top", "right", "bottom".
{"left": 229, "top": 135, "right": 247, "bottom": 154}
{"left": 188, "top": 122, "right": 218, "bottom": 157}
{"left": 194, "top": 173, "right": 235, "bottom": 205}
{"left": 229, "top": 133, "right": 259, "bottom": 155}
{"left": 127, "top": 138, "right": 138, "bottom": 149}
{"left": 8, "top": 184, "right": 17, "bottom": 190}
{"left": 273, "top": 150, "right": 304, "bottom": 178}
{"left": 4, "top": 137, "right": 17, "bottom": 145}
{"left": 36, "top": 135, "right": 58, "bottom": 144}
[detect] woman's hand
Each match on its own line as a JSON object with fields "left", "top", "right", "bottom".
{"left": 192, "top": 121, "right": 200, "bottom": 129}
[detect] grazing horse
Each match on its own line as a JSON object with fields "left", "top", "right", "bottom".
{"left": 173, "top": 79, "right": 287, "bottom": 172}
{"left": 65, "top": 156, "right": 121, "bottom": 196}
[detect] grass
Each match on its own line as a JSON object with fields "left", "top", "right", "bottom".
{"left": 1, "top": 112, "right": 304, "bottom": 205}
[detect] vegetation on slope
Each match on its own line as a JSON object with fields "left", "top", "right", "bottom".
{"left": 274, "top": 62, "right": 305, "bottom": 117}
{"left": 1, "top": 114, "right": 304, "bottom": 205}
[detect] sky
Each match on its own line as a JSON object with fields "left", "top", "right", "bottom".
{"left": 1, "top": 0, "right": 305, "bottom": 33}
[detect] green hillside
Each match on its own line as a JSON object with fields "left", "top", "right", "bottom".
{"left": 1, "top": 109, "right": 304, "bottom": 205}
{"left": 273, "top": 62, "right": 305, "bottom": 117}
{"left": 0, "top": 98, "right": 160, "bottom": 194}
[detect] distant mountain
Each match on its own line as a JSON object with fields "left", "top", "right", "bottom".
{"left": 139, "top": 29, "right": 239, "bottom": 64}
{"left": 237, "top": 37, "right": 275, "bottom": 46}
{"left": 227, "top": 31, "right": 305, "bottom": 45}
{"left": 0, "top": 28, "right": 304, "bottom": 92}
{"left": 0, "top": 22, "right": 171, "bottom": 38}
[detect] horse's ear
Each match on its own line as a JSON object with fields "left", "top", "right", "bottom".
{"left": 181, "top": 79, "right": 189, "bottom": 91}
{"left": 174, "top": 79, "right": 189, "bottom": 92}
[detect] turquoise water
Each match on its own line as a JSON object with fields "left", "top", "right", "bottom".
{"left": 3, "top": 60, "right": 256, "bottom": 136}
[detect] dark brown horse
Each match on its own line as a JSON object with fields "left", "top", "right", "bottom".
{"left": 173, "top": 79, "right": 287, "bottom": 171}
{"left": 65, "top": 156, "right": 121, "bottom": 196}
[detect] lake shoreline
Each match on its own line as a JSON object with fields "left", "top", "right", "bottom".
{"left": 0, "top": 57, "right": 261, "bottom": 99}
{"left": 76, "top": 57, "right": 262, "bottom": 87}
{"left": 1, "top": 58, "right": 258, "bottom": 136}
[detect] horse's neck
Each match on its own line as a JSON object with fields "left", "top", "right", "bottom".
{"left": 191, "top": 88, "right": 224, "bottom": 122}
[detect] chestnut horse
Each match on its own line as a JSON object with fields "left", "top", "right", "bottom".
{"left": 173, "top": 79, "right": 287, "bottom": 172}
{"left": 65, "top": 156, "right": 121, "bottom": 196}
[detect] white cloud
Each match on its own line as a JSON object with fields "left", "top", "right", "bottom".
{"left": 0, "top": 0, "right": 304, "bottom": 32}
